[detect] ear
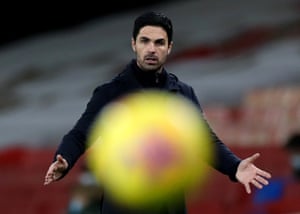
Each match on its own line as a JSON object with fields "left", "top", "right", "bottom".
{"left": 167, "top": 41, "right": 173, "bottom": 55}
{"left": 131, "top": 38, "right": 136, "bottom": 52}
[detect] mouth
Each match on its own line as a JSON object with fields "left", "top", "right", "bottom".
{"left": 144, "top": 56, "right": 158, "bottom": 64}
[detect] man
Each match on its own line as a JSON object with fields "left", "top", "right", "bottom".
{"left": 285, "top": 133, "right": 300, "bottom": 180}
{"left": 44, "top": 11, "right": 271, "bottom": 214}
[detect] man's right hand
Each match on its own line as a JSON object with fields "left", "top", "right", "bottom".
{"left": 44, "top": 154, "right": 68, "bottom": 185}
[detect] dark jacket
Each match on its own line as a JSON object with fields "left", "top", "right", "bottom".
{"left": 55, "top": 59, "right": 241, "bottom": 214}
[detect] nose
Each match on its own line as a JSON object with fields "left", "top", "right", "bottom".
{"left": 147, "top": 42, "right": 156, "bottom": 52}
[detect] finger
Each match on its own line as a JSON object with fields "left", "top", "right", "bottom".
{"left": 244, "top": 183, "right": 251, "bottom": 194}
{"left": 255, "top": 175, "right": 269, "bottom": 186}
{"left": 56, "top": 154, "right": 68, "bottom": 168}
{"left": 44, "top": 174, "right": 54, "bottom": 185}
{"left": 251, "top": 179, "right": 263, "bottom": 189}
{"left": 247, "top": 153, "right": 260, "bottom": 163}
{"left": 56, "top": 154, "right": 64, "bottom": 163}
{"left": 45, "top": 171, "right": 54, "bottom": 179}
{"left": 44, "top": 170, "right": 60, "bottom": 185}
{"left": 44, "top": 176, "right": 55, "bottom": 185}
{"left": 44, "top": 168, "right": 54, "bottom": 181}
{"left": 44, "top": 164, "right": 57, "bottom": 183}
{"left": 44, "top": 178, "right": 51, "bottom": 185}
{"left": 257, "top": 169, "right": 272, "bottom": 179}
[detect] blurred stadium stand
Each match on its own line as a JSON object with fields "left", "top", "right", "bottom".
{"left": 0, "top": 0, "right": 300, "bottom": 213}
{"left": 0, "top": 147, "right": 83, "bottom": 214}
{"left": 204, "top": 86, "right": 300, "bottom": 146}
{"left": 0, "top": 143, "right": 296, "bottom": 213}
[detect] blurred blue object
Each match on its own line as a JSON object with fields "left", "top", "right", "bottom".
{"left": 253, "top": 177, "right": 285, "bottom": 204}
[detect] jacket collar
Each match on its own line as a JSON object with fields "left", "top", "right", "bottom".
{"left": 115, "top": 59, "right": 180, "bottom": 92}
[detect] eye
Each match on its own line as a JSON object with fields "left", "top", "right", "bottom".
{"left": 155, "top": 39, "right": 166, "bottom": 46}
{"left": 140, "top": 37, "right": 150, "bottom": 44}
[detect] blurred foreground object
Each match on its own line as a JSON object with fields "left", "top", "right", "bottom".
{"left": 86, "top": 90, "right": 213, "bottom": 208}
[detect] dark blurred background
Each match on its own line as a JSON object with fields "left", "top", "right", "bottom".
{"left": 0, "top": 0, "right": 300, "bottom": 213}
{"left": 0, "top": 1, "right": 173, "bottom": 47}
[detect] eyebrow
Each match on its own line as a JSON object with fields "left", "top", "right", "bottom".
{"left": 139, "top": 36, "right": 166, "bottom": 43}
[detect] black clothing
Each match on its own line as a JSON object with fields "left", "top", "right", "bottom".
{"left": 55, "top": 59, "right": 241, "bottom": 214}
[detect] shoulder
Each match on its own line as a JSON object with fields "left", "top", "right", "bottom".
{"left": 91, "top": 69, "right": 134, "bottom": 101}
{"left": 167, "top": 72, "right": 195, "bottom": 94}
{"left": 92, "top": 79, "right": 120, "bottom": 98}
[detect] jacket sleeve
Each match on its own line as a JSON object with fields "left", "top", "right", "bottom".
{"left": 186, "top": 86, "right": 241, "bottom": 182}
{"left": 53, "top": 84, "right": 111, "bottom": 176}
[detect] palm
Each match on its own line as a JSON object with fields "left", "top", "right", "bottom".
{"left": 236, "top": 153, "right": 271, "bottom": 194}
{"left": 44, "top": 154, "right": 68, "bottom": 185}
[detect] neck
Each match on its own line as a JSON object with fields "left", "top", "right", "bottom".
{"left": 131, "top": 60, "right": 166, "bottom": 88}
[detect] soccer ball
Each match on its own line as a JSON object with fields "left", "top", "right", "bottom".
{"left": 86, "top": 90, "right": 213, "bottom": 208}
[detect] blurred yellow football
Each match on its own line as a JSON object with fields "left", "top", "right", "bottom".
{"left": 86, "top": 89, "right": 213, "bottom": 208}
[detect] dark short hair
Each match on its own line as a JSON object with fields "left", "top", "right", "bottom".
{"left": 132, "top": 11, "right": 173, "bottom": 44}
{"left": 285, "top": 133, "right": 300, "bottom": 150}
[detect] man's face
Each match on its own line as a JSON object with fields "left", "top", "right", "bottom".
{"left": 289, "top": 149, "right": 300, "bottom": 179}
{"left": 131, "top": 26, "right": 173, "bottom": 73}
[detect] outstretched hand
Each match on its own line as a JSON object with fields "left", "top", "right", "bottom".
{"left": 44, "top": 154, "right": 68, "bottom": 185}
{"left": 236, "top": 153, "right": 271, "bottom": 194}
